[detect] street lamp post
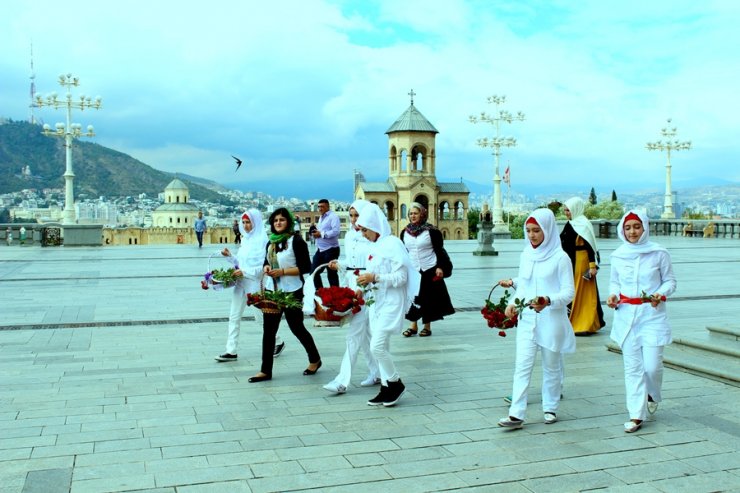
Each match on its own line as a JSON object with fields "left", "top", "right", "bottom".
{"left": 35, "top": 74, "right": 102, "bottom": 225}
{"left": 469, "top": 95, "right": 524, "bottom": 237}
{"left": 646, "top": 118, "right": 691, "bottom": 219}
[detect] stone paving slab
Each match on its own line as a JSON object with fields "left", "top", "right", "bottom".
{"left": 1, "top": 238, "right": 739, "bottom": 492}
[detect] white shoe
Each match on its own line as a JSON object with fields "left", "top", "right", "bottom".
{"left": 360, "top": 376, "right": 381, "bottom": 387}
{"left": 544, "top": 412, "right": 558, "bottom": 424}
{"left": 497, "top": 416, "right": 524, "bottom": 429}
{"left": 322, "top": 381, "right": 346, "bottom": 394}
{"left": 624, "top": 420, "right": 643, "bottom": 433}
{"left": 647, "top": 400, "right": 658, "bottom": 415}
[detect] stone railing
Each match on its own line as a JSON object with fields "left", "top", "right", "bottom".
{"left": 591, "top": 219, "right": 740, "bottom": 239}
{"left": 0, "top": 222, "right": 103, "bottom": 247}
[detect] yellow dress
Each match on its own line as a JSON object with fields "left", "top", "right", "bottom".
{"left": 569, "top": 236, "right": 604, "bottom": 333}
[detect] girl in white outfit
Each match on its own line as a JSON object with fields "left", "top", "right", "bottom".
{"left": 216, "top": 210, "right": 282, "bottom": 361}
{"left": 320, "top": 199, "right": 380, "bottom": 393}
{"left": 607, "top": 210, "right": 676, "bottom": 433}
{"left": 498, "top": 208, "right": 576, "bottom": 428}
{"left": 356, "top": 203, "right": 421, "bottom": 407}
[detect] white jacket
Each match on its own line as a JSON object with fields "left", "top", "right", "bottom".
{"left": 513, "top": 251, "right": 576, "bottom": 354}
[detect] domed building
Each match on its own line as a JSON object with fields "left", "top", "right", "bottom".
{"left": 355, "top": 92, "right": 469, "bottom": 239}
{"left": 151, "top": 178, "right": 199, "bottom": 228}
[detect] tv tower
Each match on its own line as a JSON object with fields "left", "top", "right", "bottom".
{"left": 29, "top": 43, "right": 37, "bottom": 124}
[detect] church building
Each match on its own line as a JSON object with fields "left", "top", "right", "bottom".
{"left": 355, "top": 93, "right": 469, "bottom": 239}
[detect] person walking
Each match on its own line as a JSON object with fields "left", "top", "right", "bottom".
{"left": 560, "top": 197, "right": 605, "bottom": 334}
{"left": 215, "top": 210, "right": 285, "bottom": 362}
{"left": 232, "top": 219, "right": 242, "bottom": 245}
{"left": 497, "top": 208, "right": 576, "bottom": 429}
{"left": 248, "top": 208, "right": 321, "bottom": 383}
{"left": 319, "top": 199, "right": 380, "bottom": 394}
{"left": 400, "top": 202, "right": 455, "bottom": 338}
{"left": 355, "top": 203, "right": 420, "bottom": 407}
{"left": 310, "top": 199, "right": 341, "bottom": 289}
{"left": 607, "top": 210, "right": 676, "bottom": 433}
{"left": 194, "top": 211, "right": 207, "bottom": 248}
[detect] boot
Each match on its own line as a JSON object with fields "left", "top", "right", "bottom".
{"left": 383, "top": 379, "right": 406, "bottom": 407}
{"left": 367, "top": 385, "right": 388, "bottom": 406}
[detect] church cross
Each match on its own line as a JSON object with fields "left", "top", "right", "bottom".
{"left": 408, "top": 89, "right": 416, "bottom": 105}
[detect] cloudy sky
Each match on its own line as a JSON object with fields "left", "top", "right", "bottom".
{"left": 2, "top": 0, "right": 738, "bottom": 201}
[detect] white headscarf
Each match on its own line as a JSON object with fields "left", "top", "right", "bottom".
{"left": 238, "top": 209, "right": 268, "bottom": 260}
{"left": 519, "top": 208, "right": 564, "bottom": 280}
{"left": 612, "top": 209, "right": 666, "bottom": 259}
{"left": 563, "top": 197, "right": 598, "bottom": 259}
{"left": 349, "top": 199, "right": 371, "bottom": 232}
{"left": 357, "top": 203, "right": 421, "bottom": 314}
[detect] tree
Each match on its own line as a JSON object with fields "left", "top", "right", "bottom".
{"left": 467, "top": 207, "right": 480, "bottom": 239}
{"left": 611, "top": 190, "right": 618, "bottom": 202}
{"left": 589, "top": 187, "right": 597, "bottom": 205}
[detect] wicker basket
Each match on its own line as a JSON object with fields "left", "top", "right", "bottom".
{"left": 254, "top": 278, "right": 282, "bottom": 316}
{"left": 310, "top": 263, "right": 351, "bottom": 327}
{"left": 206, "top": 253, "right": 238, "bottom": 289}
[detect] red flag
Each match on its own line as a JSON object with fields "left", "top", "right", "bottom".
{"left": 502, "top": 166, "right": 510, "bottom": 186}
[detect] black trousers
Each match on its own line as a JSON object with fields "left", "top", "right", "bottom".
{"left": 311, "top": 246, "right": 340, "bottom": 289}
{"left": 260, "top": 291, "right": 320, "bottom": 376}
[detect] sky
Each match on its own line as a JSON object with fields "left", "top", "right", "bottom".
{"left": 2, "top": 0, "right": 739, "bottom": 202}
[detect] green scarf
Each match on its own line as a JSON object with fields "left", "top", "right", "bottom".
{"left": 268, "top": 210, "right": 296, "bottom": 245}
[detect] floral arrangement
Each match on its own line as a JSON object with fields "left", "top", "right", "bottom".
{"left": 617, "top": 290, "right": 667, "bottom": 307}
{"left": 481, "top": 288, "right": 519, "bottom": 337}
{"left": 246, "top": 290, "right": 301, "bottom": 311}
{"left": 316, "top": 286, "right": 365, "bottom": 316}
{"left": 201, "top": 266, "right": 242, "bottom": 290}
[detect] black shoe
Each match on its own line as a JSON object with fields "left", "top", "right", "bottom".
{"left": 368, "top": 385, "right": 388, "bottom": 406}
{"left": 215, "top": 353, "right": 237, "bottom": 362}
{"left": 273, "top": 342, "right": 285, "bottom": 358}
{"left": 303, "top": 360, "right": 322, "bottom": 375}
{"left": 248, "top": 374, "right": 272, "bottom": 383}
{"left": 383, "top": 379, "right": 406, "bottom": 407}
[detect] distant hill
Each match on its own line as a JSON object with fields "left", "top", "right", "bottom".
{"left": 0, "top": 119, "right": 233, "bottom": 203}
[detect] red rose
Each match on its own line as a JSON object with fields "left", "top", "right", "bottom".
{"left": 353, "top": 269, "right": 360, "bottom": 276}
{"left": 201, "top": 280, "right": 209, "bottom": 290}
{"left": 432, "top": 275, "right": 442, "bottom": 282}
{"left": 498, "top": 330, "right": 506, "bottom": 337}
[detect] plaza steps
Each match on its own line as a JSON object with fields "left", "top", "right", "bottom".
{"left": 607, "top": 326, "right": 740, "bottom": 386}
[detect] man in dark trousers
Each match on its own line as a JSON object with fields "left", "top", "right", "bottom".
{"left": 310, "top": 199, "right": 341, "bottom": 288}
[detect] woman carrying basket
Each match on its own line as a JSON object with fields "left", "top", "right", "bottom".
{"left": 248, "top": 208, "right": 321, "bottom": 383}
{"left": 355, "top": 203, "right": 420, "bottom": 406}
{"left": 321, "top": 199, "right": 380, "bottom": 394}
{"left": 215, "top": 210, "right": 285, "bottom": 362}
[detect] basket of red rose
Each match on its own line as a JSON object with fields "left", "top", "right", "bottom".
{"left": 310, "top": 263, "right": 365, "bottom": 327}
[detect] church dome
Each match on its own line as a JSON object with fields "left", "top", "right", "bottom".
{"left": 165, "top": 178, "right": 189, "bottom": 191}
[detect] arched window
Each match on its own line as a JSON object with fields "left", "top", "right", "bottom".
{"left": 401, "top": 204, "right": 407, "bottom": 220}
{"left": 384, "top": 201, "right": 395, "bottom": 221}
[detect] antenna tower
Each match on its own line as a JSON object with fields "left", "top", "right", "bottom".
{"left": 29, "top": 42, "right": 37, "bottom": 124}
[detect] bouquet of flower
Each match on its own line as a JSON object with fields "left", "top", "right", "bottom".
{"left": 246, "top": 289, "right": 301, "bottom": 315}
{"left": 201, "top": 266, "right": 242, "bottom": 291}
{"left": 316, "top": 286, "right": 365, "bottom": 319}
{"left": 482, "top": 286, "right": 519, "bottom": 337}
{"left": 617, "top": 290, "right": 667, "bottom": 308}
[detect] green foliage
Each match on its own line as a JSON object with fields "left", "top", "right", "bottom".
{"left": 506, "top": 212, "right": 526, "bottom": 239}
{"left": 589, "top": 187, "right": 597, "bottom": 205}
{"left": 584, "top": 201, "right": 624, "bottom": 220}
{"left": 467, "top": 207, "right": 480, "bottom": 238}
{"left": 682, "top": 207, "right": 710, "bottom": 219}
{"left": 0, "top": 120, "right": 234, "bottom": 204}
{"left": 611, "top": 190, "right": 618, "bottom": 201}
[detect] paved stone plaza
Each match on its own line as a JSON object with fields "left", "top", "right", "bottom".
{"left": 1, "top": 237, "right": 739, "bottom": 493}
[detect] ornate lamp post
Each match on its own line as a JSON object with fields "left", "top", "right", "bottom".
{"left": 35, "top": 74, "right": 102, "bottom": 224}
{"left": 646, "top": 118, "right": 691, "bottom": 219}
{"left": 469, "top": 95, "right": 524, "bottom": 237}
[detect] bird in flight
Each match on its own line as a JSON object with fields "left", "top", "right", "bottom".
{"left": 231, "top": 155, "right": 243, "bottom": 172}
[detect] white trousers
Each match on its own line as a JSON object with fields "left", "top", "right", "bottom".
{"left": 226, "top": 285, "right": 282, "bottom": 355}
{"left": 333, "top": 310, "right": 379, "bottom": 387}
{"left": 509, "top": 337, "right": 562, "bottom": 421}
{"left": 621, "top": 330, "right": 664, "bottom": 421}
{"left": 370, "top": 326, "right": 399, "bottom": 385}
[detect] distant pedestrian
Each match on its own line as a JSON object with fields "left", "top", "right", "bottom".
{"left": 194, "top": 211, "right": 207, "bottom": 248}
{"left": 497, "top": 208, "right": 576, "bottom": 430}
{"left": 5, "top": 227, "right": 12, "bottom": 246}
{"left": 310, "top": 199, "right": 341, "bottom": 289}
{"left": 607, "top": 210, "right": 676, "bottom": 433}
{"left": 232, "top": 219, "right": 241, "bottom": 245}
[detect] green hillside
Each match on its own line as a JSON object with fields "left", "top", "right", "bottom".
{"left": 0, "top": 119, "right": 232, "bottom": 203}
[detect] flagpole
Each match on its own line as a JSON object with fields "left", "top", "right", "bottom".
{"left": 506, "top": 161, "right": 511, "bottom": 230}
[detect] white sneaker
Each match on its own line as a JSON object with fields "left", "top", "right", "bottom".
{"left": 544, "top": 412, "right": 558, "bottom": 424}
{"left": 647, "top": 400, "right": 658, "bottom": 415}
{"left": 624, "top": 420, "right": 643, "bottom": 433}
{"left": 360, "top": 376, "right": 381, "bottom": 387}
{"left": 497, "top": 416, "right": 524, "bottom": 429}
{"left": 322, "top": 381, "right": 346, "bottom": 394}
